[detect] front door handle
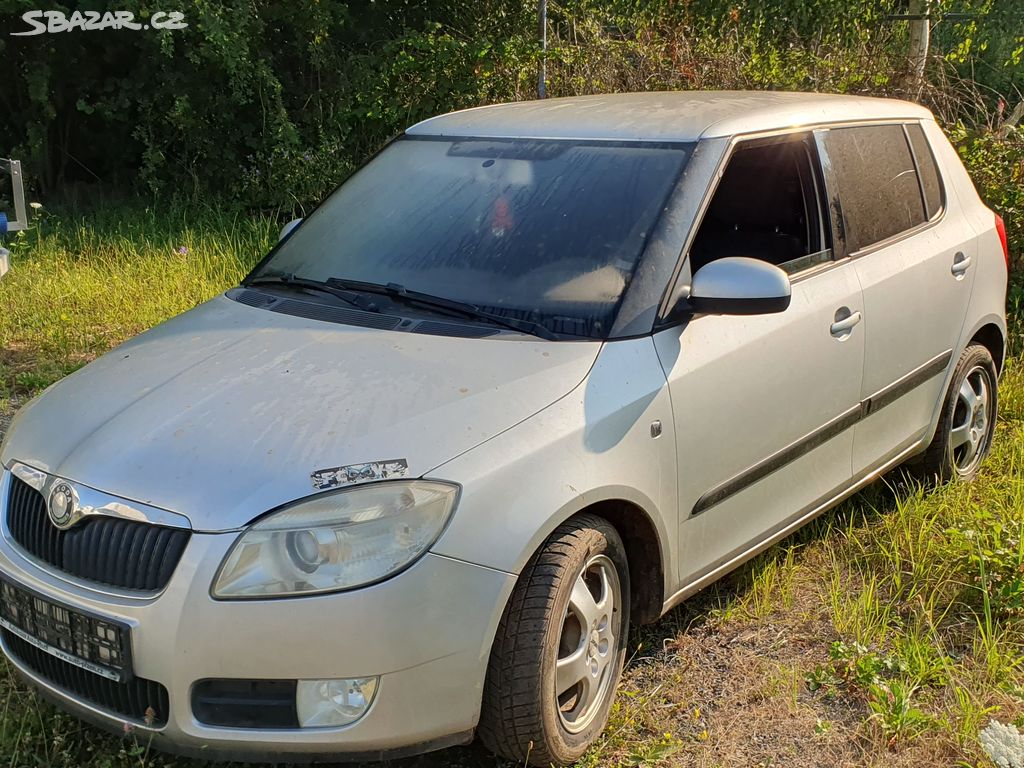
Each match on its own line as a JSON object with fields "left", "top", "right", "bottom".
{"left": 951, "top": 251, "right": 972, "bottom": 277}
{"left": 830, "top": 308, "right": 862, "bottom": 338}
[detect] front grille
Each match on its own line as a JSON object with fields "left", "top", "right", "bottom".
{"left": 3, "top": 630, "right": 169, "bottom": 725}
{"left": 5, "top": 477, "right": 190, "bottom": 592}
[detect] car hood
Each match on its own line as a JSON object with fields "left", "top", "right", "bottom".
{"left": 2, "top": 295, "right": 600, "bottom": 531}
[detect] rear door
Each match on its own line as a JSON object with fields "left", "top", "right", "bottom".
{"left": 819, "top": 123, "right": 976, "bottom": 473}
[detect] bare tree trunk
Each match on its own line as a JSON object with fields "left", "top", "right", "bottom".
{"left": 537, "top": 0, "right": 547, "bottom": 99}
{"left": 908, "top": 0, "right": 931, "bottom": 91}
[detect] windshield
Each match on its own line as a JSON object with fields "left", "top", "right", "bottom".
{"left": 251, "top": 136, "right": 692, "bottom": 338}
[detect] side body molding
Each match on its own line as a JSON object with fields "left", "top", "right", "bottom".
{"left": 690, "top": 349, "right": 952, "bottom": 517}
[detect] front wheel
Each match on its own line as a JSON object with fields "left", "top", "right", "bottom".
{"left": 478, "top": 515, "right": 630, "bottom": 766}
{"left": 913, "top": 343, "right": 998, "bottom": 482}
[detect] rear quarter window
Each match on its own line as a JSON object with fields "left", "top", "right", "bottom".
{"left": 906, "top": 123, "right": 944, "bottom": 220}
{"left": 825, "top": 124, "right": 927, "bottom": 252}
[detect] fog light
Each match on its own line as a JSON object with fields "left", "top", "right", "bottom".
{"left": 296, "top": 677, "right": 379, "bottom": 728}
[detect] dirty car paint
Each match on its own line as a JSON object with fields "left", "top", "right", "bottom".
{"left": 0, "top": 295, "right": 602, "bottom": 531}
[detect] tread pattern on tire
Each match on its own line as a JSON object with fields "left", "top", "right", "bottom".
{"left": 477, "top": 513, "right": 625, "bottom": 766}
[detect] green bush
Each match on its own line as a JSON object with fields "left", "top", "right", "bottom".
{"left": 0, "top": 1, "right": 1019, "bottom": 209}
{"left": 954, "top": 128, "right": 1024, "bottom": 268}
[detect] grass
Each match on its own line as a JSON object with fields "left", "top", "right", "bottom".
{"left": 0, "top": 206, "right": 273, "bottom": 408}
{"left": 1, "top": 205, "right": 1024, "bottom": 767}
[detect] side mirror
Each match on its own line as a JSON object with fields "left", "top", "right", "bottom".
{"left": 688, "top": 257, "right": 791, "bottom": 315}
{"left": 279, "top": 218, "right": 302, "bottom": 242}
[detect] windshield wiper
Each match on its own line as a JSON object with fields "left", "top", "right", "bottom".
{"left": 325, "top": 278, "right": 559, "bottom": 341}
{"left": 245, "top": 275, "right": 377, "bottom": 312}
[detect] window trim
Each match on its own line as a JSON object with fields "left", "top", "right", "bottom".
{"left": 708, "top": 134, "right": 835, "bottom": 277}
{"left": 903, "top": 122, "right": 947, "bottom": 222}
{"left": 817, "top": 121, "right": 947, "bottom": 261}
{"left": 655, "top": 118, "right": 947, "bottom": 328}
{"left": 905, "top": 124, "right": 932, "bottom": 225}
{"left": 795, "top": 140, "right": 826, "bottom": 255}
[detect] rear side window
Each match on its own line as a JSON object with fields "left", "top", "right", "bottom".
{"left": 825, "top": 125, "right": 927, "bottom": 252}
{"left": 906, "top": 123, "right": 944, "bottom": 220}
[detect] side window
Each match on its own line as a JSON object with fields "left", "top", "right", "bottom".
{"left": 825, "top": 125, "right": 926, "bottom": 252}
{"left": 905, "top": 123, "right": 944, "bottom": 220}
{"left": 689, "top": 135, "right": 831, "bottom": 276}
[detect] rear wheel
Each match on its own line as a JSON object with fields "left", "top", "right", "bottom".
{"left": 478, "top": 515, "right": 630, "bottom": 766}
{"left": 912, "top": 343, "right": 997, "bottom": 482}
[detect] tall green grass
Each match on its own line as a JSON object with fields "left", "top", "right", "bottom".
{"left": 0, "top": 206, "right": 274, "bottom": 402}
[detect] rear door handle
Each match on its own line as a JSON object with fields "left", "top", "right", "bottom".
{"left": 951, "top": 251, "right": 972, "bottom": 277}
{"left": 830, "top": 308, "right": 862, "bottom": 338}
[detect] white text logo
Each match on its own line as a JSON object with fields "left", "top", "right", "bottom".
{"left": 11, "top": 10, "right": 187, "bottom": 35}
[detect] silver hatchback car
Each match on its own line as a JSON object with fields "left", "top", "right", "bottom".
{"left": 0, "top": 92, "right": 1010, "bottom": 765}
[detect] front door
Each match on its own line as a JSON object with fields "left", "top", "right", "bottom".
{"left": 654, "top": 132, "right": 866, "bottom": 587}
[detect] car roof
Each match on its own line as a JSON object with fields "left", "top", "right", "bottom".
{"left": 406, "top": 91, "right": 933, "bottom": 143}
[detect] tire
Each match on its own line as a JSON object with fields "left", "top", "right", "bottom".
{"left": 478, "top": 515, "right": 630, "bottom": 766}
{"left": 912, "top": 343, "right": 998, "bottom": 483}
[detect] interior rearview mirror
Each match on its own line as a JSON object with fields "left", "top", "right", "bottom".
{"left": 279, "top": 218, "right": 302, "bottom": 242}
{"left": 687, "top": 257, "right": 792, "bottom": 315}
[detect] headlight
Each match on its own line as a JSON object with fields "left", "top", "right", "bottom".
{"left": 212, "top": 480, "right": 458, "bottom": 599}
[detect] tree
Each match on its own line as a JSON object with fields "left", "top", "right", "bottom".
{"left": 908, "top": 0, "right": 931, "bottom": 89}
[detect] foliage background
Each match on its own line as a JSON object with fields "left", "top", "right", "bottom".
{"left": 0, "top": 4, "right": 1023, "bottom": 767}
{"left": 0, "top": 0, "right": 1021, "bottom": 212}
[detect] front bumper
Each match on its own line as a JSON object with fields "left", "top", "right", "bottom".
{"left": 0, "top": 471, "right": 515, "bottom": 758}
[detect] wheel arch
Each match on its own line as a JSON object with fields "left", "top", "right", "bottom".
{"left": 969, "top": 321, "right": 1006, "bottom": 374}
{"left": 571, "top": 499, "right": 666, "bottom": 625}
{"left": 474, "top": 487, "right": 671, "bottom": 628}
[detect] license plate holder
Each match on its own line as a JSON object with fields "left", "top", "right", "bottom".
{"left": 0, "top": 577, "right": 131, "bottom": 682}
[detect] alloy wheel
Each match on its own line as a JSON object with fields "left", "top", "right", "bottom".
{"left": 949, "top": 364, "right": 992, "bottom": 475}
{"left": 555, "top": 553, "right": 621, "bottom": 734}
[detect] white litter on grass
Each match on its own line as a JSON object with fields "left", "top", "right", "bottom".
{"left": 0, "top": 247, "right": 9, "bottom": 279}
{"left": 981, "top": 720, "right": 1024, "bottom": 767}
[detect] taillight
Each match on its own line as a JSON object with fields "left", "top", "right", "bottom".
{"left": 995, "top": 213, "right": 1010, "bottom": 271}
